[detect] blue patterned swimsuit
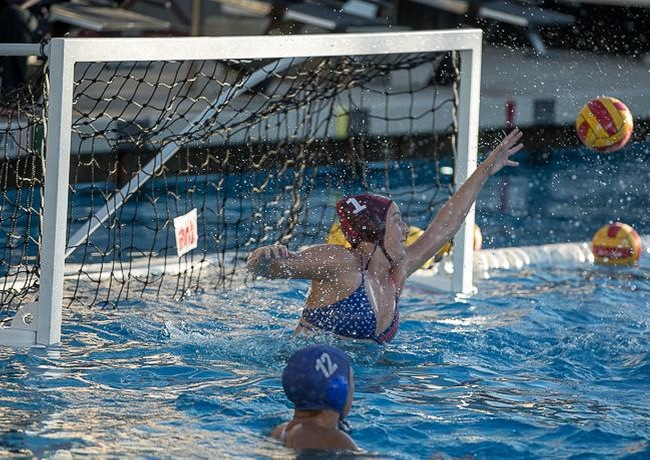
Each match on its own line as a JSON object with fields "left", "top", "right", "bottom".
{"left": 300, "top": 272, "right": 400, "bottom": 344}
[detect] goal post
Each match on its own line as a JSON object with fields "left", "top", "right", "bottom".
{"left": 0, "top": 30, "right": 482, "bottom": 347}
{"left": 455, "top": 44, "right": 482, "bottom": 295}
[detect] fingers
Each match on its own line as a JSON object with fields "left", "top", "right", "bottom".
{"left": 498, "top": 129, "right": 523, "bottom": 160}
{"left": 502, "top": 128, "right": 523, "bottom": 146}
{"left": 268, "top": 245, "right": 289, "bottom": 259}
{"left": 493, "top": 129, "right": 522, "bottom": 156}
{"left": 483, "top": 128, "right": 524, "bottom": 175}
{"left": 248, "top": 245, "right": 289, "bottom": 264}
{"left": 508, "top": 143, "right": 524, "bottom": 156}
{"left": 246, "top": 247, "right": 261, "bottom": 262}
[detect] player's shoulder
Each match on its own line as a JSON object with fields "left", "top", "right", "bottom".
{"left": 301, "top": 243, "right": 357, "bottom": 261}
{"left": 334, "top": 430, "right": 359, "bottom": 450}
{"left": 270, "top": 422, "right": 288, "bottom": 440}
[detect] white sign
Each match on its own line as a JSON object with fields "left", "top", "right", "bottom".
{"left": 173, "top": 208, "right": 198, "bottom": 257}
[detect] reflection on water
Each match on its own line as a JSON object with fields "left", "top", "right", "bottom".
{"left": 1, "top": 260, "right": 649, "bottom": 458}
{"left": 478, "top": 142, "right": 650, "bottom": 247}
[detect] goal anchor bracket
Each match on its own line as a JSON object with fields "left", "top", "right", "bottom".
{"left": 0, "top": 302, "right": 41, "bottom": 347}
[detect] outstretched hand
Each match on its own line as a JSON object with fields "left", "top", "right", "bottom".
{"left": 247, "top": 244, "right": 292, "bottom": 277}
{"left": 483, "top": 128, "right": 524, "bottom": 176}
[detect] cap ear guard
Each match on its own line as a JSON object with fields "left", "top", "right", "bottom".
{"left": 326, "top": 375, "right": 349, "bottom": 413}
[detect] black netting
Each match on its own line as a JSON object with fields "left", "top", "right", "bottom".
{"left": 0, "top": 72, "right": 46, "bottom": 315}
{"left": 0, "top": 50, "right": 459, "bottom": 312}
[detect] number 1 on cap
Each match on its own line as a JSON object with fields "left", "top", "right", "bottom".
{"left": 346, "top": 198, "right": 367, "bottom": 215}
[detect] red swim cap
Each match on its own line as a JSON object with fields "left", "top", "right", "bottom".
{"left": 336, "top": 194, "right": 393, "bottom": 246}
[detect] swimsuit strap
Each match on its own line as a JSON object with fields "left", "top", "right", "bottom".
{"left": 361, "top": 243, "right": 402, "bottom": 303}
{"left": 375, "top": 305, "right": 399, "bottom": 344}
{"left": 389, "top": 270, "right": 401, "bottom": 296}
{"left": 364, "top": 243, "right": 395, "bottom": 269}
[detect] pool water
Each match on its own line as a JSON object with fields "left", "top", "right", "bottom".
{"left": 1, "top": 258, "right": 649, "bottom": 458}
{"left": 1, "top": 143, "right": 650, "bottom": 458}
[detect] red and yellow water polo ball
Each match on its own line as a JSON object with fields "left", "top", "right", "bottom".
{"left": 591, "top": 222, "right": 642, "bottom": 266}
{"left": 576, "top": 96, "right": 633, "bottom": 153}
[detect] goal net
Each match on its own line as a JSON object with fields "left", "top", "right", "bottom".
{"left": 0, "top": 31, "right": 482, "bottom": 345}
{"left": 0, "top": 79, "right": 46, "bottom": 316}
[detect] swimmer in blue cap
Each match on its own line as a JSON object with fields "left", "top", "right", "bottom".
{"left": 248, "top": 129, "right": 523, "bottom": 343}
{"left": 271, "top": 345, "right": 358, "bottom": 450}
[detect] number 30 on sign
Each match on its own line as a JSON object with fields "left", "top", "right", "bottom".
{"left": 173, "top": 208, "right": 198, "bottom": 257}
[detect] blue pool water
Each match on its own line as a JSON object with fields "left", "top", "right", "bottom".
{"left": 1, "top": 262, "right": 649, "bottom": 458}
{"left": 1, "top": 143, "right": 650, "bottom": 458}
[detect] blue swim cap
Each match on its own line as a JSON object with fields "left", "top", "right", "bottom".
{"left": 282, "top": 345, "right": 351, "bottom": 414}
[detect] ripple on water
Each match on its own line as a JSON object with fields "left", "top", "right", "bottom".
{"left": 1, "top": 263, "right": 650, "bottom": 458}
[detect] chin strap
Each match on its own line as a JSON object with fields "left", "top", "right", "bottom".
{"left": 364, "top": 244, "right": 379, "bottom": 270}
{"left": 379, "top": 244, "right": 395, "bottom": 267}
{"left": 365, "top": 243, "right": 395, "bottom": 270}
{"left": 338, "top": 418, "right": 352, "bottom": 434}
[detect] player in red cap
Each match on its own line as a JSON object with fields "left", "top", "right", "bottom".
{"left": 247, "top": 128, "right": 523, "bottom": 343}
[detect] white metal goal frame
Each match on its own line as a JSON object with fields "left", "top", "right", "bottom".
{"left": 0, "top": 29, "right": 482, "bottom": 347}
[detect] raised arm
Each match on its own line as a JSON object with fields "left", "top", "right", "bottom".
{"left": 404, "top": 128, "right": 523, "bottom": 275}
{"left": 247, "top": 243, "right": 357, "bottom": 281}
